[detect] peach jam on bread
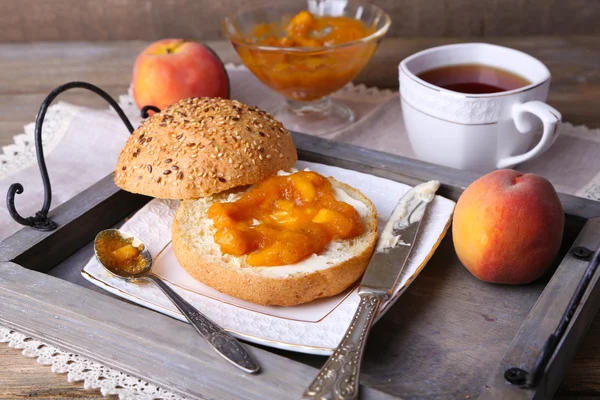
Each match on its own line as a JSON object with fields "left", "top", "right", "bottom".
{"left": 208, "top": 170, "right": 364, "bottom": 266}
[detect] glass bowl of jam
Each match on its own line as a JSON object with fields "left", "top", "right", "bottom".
{"left": 222, "top": 0, "right": 391, "bottom": 134}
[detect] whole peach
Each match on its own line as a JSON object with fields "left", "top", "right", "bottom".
{"left": 452, "top": 169, "right": 564, "bottom": 284}
{"left": 132, "top": 39, "right": 229, "bottom": 111}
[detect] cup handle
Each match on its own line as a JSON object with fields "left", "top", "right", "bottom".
{"left": 496, "top": 101, "right": 562, "bottom": 169}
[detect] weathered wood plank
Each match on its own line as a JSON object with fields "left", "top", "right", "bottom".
{"left": 2, "top": 0, "right": 600, "bottom": 43}
{"left": 43, "top": 216, "right": 588, "bottom": 399}
{"left": 0, "top": 261, "right": 396, "bottom": 400}
{"left": 0, "top": 345, "right": 110, "bottom": 399}
{"left": 481, "top": 218, "right": 600, "bottom": 399}
{"left": 0, "top": 130, "right": 594, "bottom": 399}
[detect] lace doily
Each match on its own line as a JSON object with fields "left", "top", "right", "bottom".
{"left": 0, "top": 326, "right": 184, "bottom": 400}
{"left": 0, "top": 102, "right": 77, "bottom": 181}
{"left": 577, "top": 171, "right": 600, "bottom": 201}
{"left": 114, "top": 84, "right": 395, "bottom": 116}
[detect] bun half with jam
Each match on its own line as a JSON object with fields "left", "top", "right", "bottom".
{"left": 172, "top": 176, "right": 377, "bottom": 306}
{"left": 114, "top": 97, "right": 377, "bottom": 306}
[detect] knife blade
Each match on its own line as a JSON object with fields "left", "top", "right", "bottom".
{"left": 360, "top": 179, "right": 441, "bottom": 296}
{"left": 302, "top": 180, "right": 440, "bottom": 400}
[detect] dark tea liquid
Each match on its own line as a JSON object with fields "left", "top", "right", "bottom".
{"left": 417, "top": 64, "right": 531, "bottom": 94}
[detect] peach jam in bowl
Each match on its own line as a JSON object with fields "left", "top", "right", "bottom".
{"left": 222, "top": 0, "right": 391, "bottom": 134}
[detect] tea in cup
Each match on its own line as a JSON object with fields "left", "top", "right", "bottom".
{"left": 399, "top": 43, "right": 561, "bottom": 173}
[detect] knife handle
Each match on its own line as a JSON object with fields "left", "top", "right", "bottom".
{"left": 302, "top": 292, "right": 383, "bottom": 400}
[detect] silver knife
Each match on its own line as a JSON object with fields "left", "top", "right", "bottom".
{"left": 301, "top": 180, "right": 441, "bottom": 400}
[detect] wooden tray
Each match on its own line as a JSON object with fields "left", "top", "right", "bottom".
{"left": 1, "top": 132, "right": 599, "bottom": 400}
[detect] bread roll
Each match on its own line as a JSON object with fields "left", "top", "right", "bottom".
{"left": 172, "top": 177, "right": 378, "bottom": 306}
{"left": 114, "top": 97, "right": 297, "bottom": 199}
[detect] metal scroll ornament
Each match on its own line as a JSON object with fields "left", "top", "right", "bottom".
{"left": 5, "top": 81, "right": 160, "bottom": 231}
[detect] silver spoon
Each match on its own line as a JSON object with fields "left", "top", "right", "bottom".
{"left": 93, "top": 228, "right": 260, "bottom": 374}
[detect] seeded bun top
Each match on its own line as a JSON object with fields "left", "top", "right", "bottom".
{"left": 114, "top": 97, "right": 297, "bottom": 199}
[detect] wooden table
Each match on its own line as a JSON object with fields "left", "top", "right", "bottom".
{"left": 0, "top": 37, "right": 599, "bottom": 399}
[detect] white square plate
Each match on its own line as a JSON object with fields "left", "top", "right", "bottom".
{"left": 82, "top": 161, "right": 455, "bottom": 355}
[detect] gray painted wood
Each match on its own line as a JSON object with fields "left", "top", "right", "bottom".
{"left": 0, "top": 261, "right": 396, "bottom": 400}
{"left": 480, "top": 218, "right": 600, "bottom": 399}
{"left": 1, "top": 133, "right": 600, "bottom": 399}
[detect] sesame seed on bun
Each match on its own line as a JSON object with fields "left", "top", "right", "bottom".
{"left": 114, "top": 97, "right": 298, "bottom": 199}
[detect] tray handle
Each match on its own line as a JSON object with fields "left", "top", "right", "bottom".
{"left": 505, "top": 244, "right": 600, "bottom": 388}
{"left": 5, "top": 82, "right": 159, "bottom": 231}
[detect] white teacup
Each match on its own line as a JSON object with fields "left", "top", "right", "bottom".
{"left": 399, "top": 43, "right": 561, "bottom": 173}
